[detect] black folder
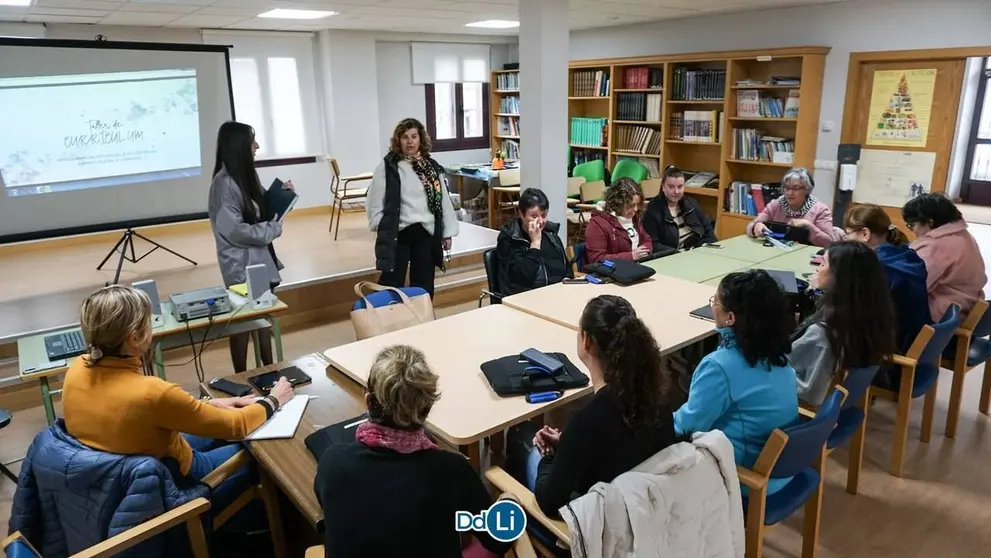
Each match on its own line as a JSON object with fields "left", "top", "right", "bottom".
{"left": 265, "top": 178, "right": 298, "bottom": 221}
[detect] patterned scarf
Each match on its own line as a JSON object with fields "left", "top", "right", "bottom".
{"left": 355, "top": 421, "right": 438, "bottom": 454}
{"left": 406, "top": 155, "right": 444, "bottom": 217}
{"left": 777, "top": 194, "right": 818, "bottom": 219}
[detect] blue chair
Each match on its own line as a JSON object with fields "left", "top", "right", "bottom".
{"left": 568, "top": 243, "right": 587, "bottom": 275}
{"left": 800, "top": 366, "right": 878, "bottom": 495}
{"left": 739, "top": 387, "right": 846, "bottom": 558}
{"left": 939, "top": 299, "right": 991, "bottom": 437}
{"left": 874, "top": 305, "right": 961, "bottom": 477}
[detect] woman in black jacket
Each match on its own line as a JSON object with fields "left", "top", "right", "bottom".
{"left": 642, "top": 165, "right": 716, "bottom": 251}
{"left": 495, "top": 188, "right": 572, "bottom": 296}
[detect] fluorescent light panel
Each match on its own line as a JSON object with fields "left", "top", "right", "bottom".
{"left": 0, "top": 0, "right": 33, "bottom": 6}
{"left": 258, "top": 9, "right": 337, "bottom": 20}
{"left": 465, "top": 20, "right": 519, "bottom": 29}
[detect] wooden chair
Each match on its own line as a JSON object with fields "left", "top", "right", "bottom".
{"left": 641, "top": 177, "right": 662, "bottom": 200}
{"left": 740, "top": 387, "right": 845, "bottom": 558}
{"left": 873, "top": 305, "right": 960, "bottom": 477}
{"left": 2, "top": 449, "right": 281, "bottom": 558}
{"left": 484, "top": 468, "right": 570, "bottom": 557}
{"left": 0, "top": 408, "right": 18, "bottom": 483}
{"left": 327, "top": 157, "right": 373, "bottom": 240}
{"left": 939, "top": 299, "right": 991, "bottom": 437}
{"left": 488, "top": 168, "right": 522, "bottom": 229}
{"left": 800, "top": 366, "right": 878, "bottom": 495}
{"left": 566, "top": 176, "right": 585, "bottom": 209}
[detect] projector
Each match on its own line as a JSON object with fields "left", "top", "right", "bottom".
{"left": 169, "top": 286, "right": 232, "bottom": 322}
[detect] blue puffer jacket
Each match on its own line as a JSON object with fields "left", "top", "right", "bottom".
{"left": 8, "top": 420, "right": 209, "bottom": 558}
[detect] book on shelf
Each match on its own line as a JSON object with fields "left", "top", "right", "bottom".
{"left": 614, "top": 124, "right": 660, "bottom": 154}
{"left": 616, "top": 156, "right": 660, "bottom": 177}
{"left": 732, "top": 129, "right": 794, "bottom": 162}
{"left": 725, "top": 181, "right": 782, "bottom": 215}
{"left": 572, "top": 149, "right": 606, "bottom": 168}
{"left": 500, "top": 139, "right": 520, "bottom": 160}
{"left": 570, "top": 117, "right": 609, "bottom": 147}
{"left": 498, "top": 95, "right": 520, "bottom": 114}
{"left": 669, "top": 110, "right": 722, "bottom": 143}
{"left": 622, "top": 67, "right": 663, "bottom": 89}
{"left": 572, "top": 69, "right": 610, "bottom": 97}
{"left": 497, "top": 116, "right": 520, "bottom": 136}
{"left": 734, "top": 77, "right": 803, "bottom": 87}
{"left": 736, "top": 90, "right": 800, "bottom": 118}
{"left": 672, "top": 68, "right": 726, "bottom": 101}
{"left": 771, "top": 76, "right": 801, "bottom": 86}
{"left": 496, "top": 72, "right": 519, "bottom": 91}
{"left": 616, "top": 92, "right": 662, "bottom": 121}
{"left": 684, "top": 171, "right": 719, "bottom": 189}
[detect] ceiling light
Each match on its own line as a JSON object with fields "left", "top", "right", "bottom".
{"left": 0, "top": 0, "right": 33, "bottom": 6}
{"left": 465, "top": 20, "right": 519, "bottom": 29}
{"left": 258, "top": 9, "right": 337, "bottom": 20}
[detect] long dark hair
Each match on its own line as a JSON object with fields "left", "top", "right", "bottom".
{"left": 816, "top": 241, "right": 897, "bottom": 369}
{"left": 214, "top": 121, "right": 265, "bottom": 224}
{"left": 718, "top": 270, "right": 793, "bottom": 368}
{"left": 579, "top": 295, "right": 670, "bottom": 429}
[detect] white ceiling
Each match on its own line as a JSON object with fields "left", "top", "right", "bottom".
{"left": 0, "top": 0, "right": 847, "bottom": 34}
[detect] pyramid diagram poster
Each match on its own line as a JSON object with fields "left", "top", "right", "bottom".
{"left": 866, "top": 68, "right": 937, "bottom": 148}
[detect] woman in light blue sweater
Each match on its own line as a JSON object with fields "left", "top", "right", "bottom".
{"left": 675, "top": 270, "right": 799, "bottom": 494}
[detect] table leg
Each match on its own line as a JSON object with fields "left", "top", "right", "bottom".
{"left": 457, "top": 175, "right": 464, "bottom": 206}
{"left": 270, "top": 318, "right": 284, "bottom": 362}
{"left": 39, "top": 377, "right": 56, "bottom": 426}
{"left": 460, "top": 442, "right": 481, "bottom": 470}
{"left": 154, "top": 343, "right": 167, "bottom": 379}
{"left": 251, "top": 331, "right": 262, "bottom": 368}
{"left": 258, "top": 468, "right": 289, "bottom": 558}
{"left": 487, "top": 185, "right": 496, "bottom": 229}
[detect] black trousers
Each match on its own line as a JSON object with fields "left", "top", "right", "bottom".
{"left": 379, "top": 224, "right": 437, "bottom": 297}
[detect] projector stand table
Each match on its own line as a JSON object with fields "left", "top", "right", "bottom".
{"left": 97, "top": 228, "right": 197, "bottom": 285}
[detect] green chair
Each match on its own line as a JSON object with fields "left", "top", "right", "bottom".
{"left": 611, "top": 159, "right": 649, "bottom": 183}
{"left": 571, "top": 160, "right": 606, "bottom": 183}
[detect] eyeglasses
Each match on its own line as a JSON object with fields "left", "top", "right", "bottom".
{"left": 905, "top": 222, "right": 917, "bottom": 232}
{"left": 709, "top": 295, "right": 725, "bottom": 310}
{"left": 784, "top": 185, "right": 807, "bottom": 193}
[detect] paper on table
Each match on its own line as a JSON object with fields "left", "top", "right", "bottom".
{"left": 245, "top": 394, "right": 309, "bottom": 441}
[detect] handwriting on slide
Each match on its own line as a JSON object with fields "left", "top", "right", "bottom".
{"left": 64, "top": 119, "right": 145, "bottom": 148}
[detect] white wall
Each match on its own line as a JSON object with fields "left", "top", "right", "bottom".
{"left": 569, "top": 0, "right": 991, "bottom": 209}
{"left": 46, "top": 23, "right": 201, "bottom": 43}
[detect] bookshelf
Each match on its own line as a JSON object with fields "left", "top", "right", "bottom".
{"left": 488, "top": 48, "right": 827, "bottom": 238}
{"left": 559, "top": 47, "right": 828, "bottom": 239}
{"left": 491, "top": 69, "right": 520, "bottom": 161}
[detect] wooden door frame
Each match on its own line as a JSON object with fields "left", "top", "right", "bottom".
{"left": 841, "top": 46, "right": 991, "bottom": 146}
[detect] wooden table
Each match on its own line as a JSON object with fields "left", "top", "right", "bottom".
{"left": 17, "top": 293, "right": 288, "bottom": 425}
{"left": 644, "top": 251, "right": 751, "bottom": 283}
{"left": 691, "top": 234, "right": 805, "bottom": 263}
{"left": 502, "top": 275, "right": 717, "bottom": 355}
{"left": 204, "top": 353, "right": 366, "bottom": 530}
{"left": 322, "top": 304, "right": 593, "bottom": 466}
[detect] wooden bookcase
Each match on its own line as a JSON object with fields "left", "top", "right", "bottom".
{"left": 552, "top": 46, "right": 827, "bottom": 239}
{"left": 491, "top": 69, "right": 520, "bottom": 161}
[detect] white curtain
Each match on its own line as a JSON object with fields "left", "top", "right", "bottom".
{"left": 411, "top": 42, "right": 490, "bottom": 84}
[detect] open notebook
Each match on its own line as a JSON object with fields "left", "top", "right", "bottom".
{"left": 244, "top": 394, "right": 310, "bottom": 441}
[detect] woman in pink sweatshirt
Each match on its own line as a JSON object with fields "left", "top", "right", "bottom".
{"left": 902, "top": 193, "right": 987, "bottom": 320}
{"left": 746, "top": 167, "right": 839, "bottom": 247}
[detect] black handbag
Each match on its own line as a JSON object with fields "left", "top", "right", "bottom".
{"left": 481, "top": 353, "right": 589, "bottom": 396}
{"left": 584, "top": 259, "right": 656, "bottom": 284}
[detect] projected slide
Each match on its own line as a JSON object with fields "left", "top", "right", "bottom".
{"left": 0, "top": 69, "right": 202, "bottom": 197}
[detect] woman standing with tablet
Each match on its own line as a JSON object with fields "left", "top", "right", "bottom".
{"left": 367, "top": 118, "right": 460, "bottom": 297}
{"left": 208, "top": 121, "right": 292, "bottom": 373}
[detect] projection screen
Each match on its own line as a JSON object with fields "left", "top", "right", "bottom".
{"left": 0, "top": 38, "right": 234, "bottom": 243}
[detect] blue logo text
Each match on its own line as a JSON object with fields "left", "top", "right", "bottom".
{"left": 455, "top": 500, "right": 527, "bottom": 543}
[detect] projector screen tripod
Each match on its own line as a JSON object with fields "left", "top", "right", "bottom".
{"left": 97, "top": 228, "right": 197, "bottom": 285}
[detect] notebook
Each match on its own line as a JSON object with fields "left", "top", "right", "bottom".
{"left": 265, "top": 178, "right": 298, "bottom": 222}
{"left": 244, "top": 394, "right": 310, "bottom": 441}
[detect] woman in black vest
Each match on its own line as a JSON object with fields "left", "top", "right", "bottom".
{"left": 366, "top": 118, "right": 460, "bottom": 297}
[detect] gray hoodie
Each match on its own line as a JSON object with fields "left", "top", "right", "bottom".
{"left": 207, "top": 169, "right": 283, "bottom": 287}
{"left": 790, "top": 323, "right": 836, "bottom": 406}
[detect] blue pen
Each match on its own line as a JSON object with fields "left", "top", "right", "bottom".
{"left": 526, "top": 391, "right": 563, "bottom": 404}
{"left": 586, "top": 275, "right": 603, "bottom": 284}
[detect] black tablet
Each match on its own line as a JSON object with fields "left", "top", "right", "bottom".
{"left": 689, "top": 304, "right": 714, "bottom": 322}
{"left": 248, "top": 365, "right": 313, "bottom": 393}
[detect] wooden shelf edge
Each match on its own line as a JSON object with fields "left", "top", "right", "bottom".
{"left": 666, "top": 139, "right": 721, "bottom": 146}
{"left": 668, "top": 99, "right": 726, "bottom": 104}
{"left": 726, "top": 159, "right": 794, "bottom": 167}
{"left": 568, "top": 96, "right": 610, "bottom": 100}
{"left": 731, "top": 84, "right": 800, "bottom": 89}
{"left": 719, "top": 211, "right": 756, "bottom": 220}
{"left": 570, "top": 144, "right": 609, "bottom": 150}
{"left": 612, "top": 151, "right": 660, "bottom": 158}
{"left": 614, "top": 120, "right": 662, "bottom": 125}
{"left": 614, "top": 88, "right": 664, "bottom": 92}
{"left": 728, "top": 117, "right": 798, "bottom": 122}
{"left": 686, "top": 187, "right": 719, "bottom": 197}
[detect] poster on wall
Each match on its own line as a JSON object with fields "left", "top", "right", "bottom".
{"left": 865, "top": 68, "right": 937, "bottom": 148}
{"left": 853, "top": 149, "right": 937, "bottom": 207}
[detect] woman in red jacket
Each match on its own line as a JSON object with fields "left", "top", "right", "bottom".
{"left": 585, "top": 177, "right": 652, "bottom": 263}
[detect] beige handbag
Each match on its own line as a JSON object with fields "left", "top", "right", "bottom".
{"left": 349, "top": 281, "right": 435, "bottom": 340}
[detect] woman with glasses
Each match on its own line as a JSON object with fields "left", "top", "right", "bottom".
{"left": 902, "top": 193, "right": 986, "bottom": 321}
{"left": 674, "top": 270, "right": 798, "bottom": 494}
{"left": 746, "top": 167, "right": 839, "bottom": 247}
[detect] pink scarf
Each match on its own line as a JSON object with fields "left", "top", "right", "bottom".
{"left": 355, "top": 421, "right": 437, "bottom": 454}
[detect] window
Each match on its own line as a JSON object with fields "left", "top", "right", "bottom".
{"left": 202, "top": 31, "right": 322, "bottom": 160}
{"left": 962, "top": 57, "right": 991, "bottom": 203}
{"left": 425, "top": 82, "right": 490, "bottom": 151}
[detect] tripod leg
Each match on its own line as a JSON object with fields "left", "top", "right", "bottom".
{"left": 0, "top": 463, "right": 17, "bottom": 483}
{"left": 112, "top": 232, "right": 132, "bottom": 285}
{"left": 97, "top": 232, "right": 130, "bottom": 270}
{"left": 130, "top": 231, "right": 197, "bottom": 266}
